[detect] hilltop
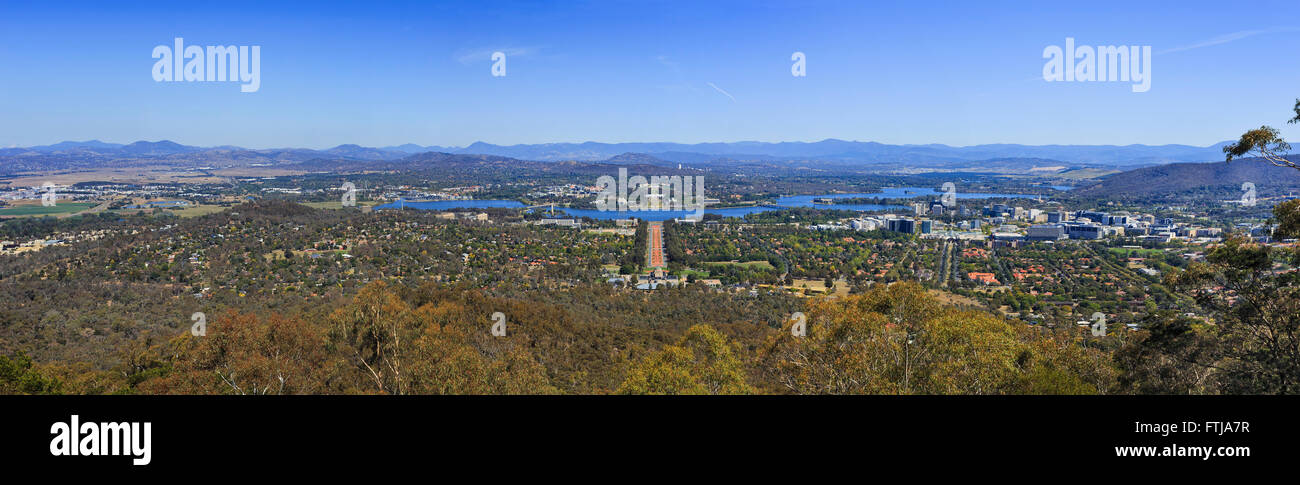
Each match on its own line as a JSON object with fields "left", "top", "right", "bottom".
{"left": 1074, "top": 157, "right": 1300, "bottom": 198}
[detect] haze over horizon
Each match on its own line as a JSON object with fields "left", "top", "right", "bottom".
{"left": 5, "top": 137, "right": 1241, "bottom": 152}
{"left": 2, "top": 0, "right": 1299, "bottom": 148}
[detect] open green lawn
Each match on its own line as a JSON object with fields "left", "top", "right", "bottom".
{"left": 0, "top": 202, "right": 97, "bottom": 217}
{"left": 1109, "top": 247, "right": 1168, "bottom": 257}
{"left": 676, "top": 269, "right": 712, "bottom": 278}
{"left": 703, "top": 260, "right": 775, "bottom": 270}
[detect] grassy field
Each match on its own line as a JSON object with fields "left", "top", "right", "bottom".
{"left": 1109, "top": 247, "right": 1168, "bottom": 257}
{"left": 0, "top": 202, "right": 97, "bottom": 218}
{"left": 166, "top": 204, "right": 229, "bottom": 218}
{"left": 676, "top": 269, "right": 712, "bottom": 279}
{"left": 789, "top": 278, "right": 829, "bottom": 292}
{"left": 703, "top": 260, "right": 776, "bottom": 270}
{"left": 0, "top": 166, "right": 306, "bottom": 188}
{"left": 1055, "top": 168, "right": 1121, "bottom": 180}
{"left": 927, "top": 289, "right": 985, "bottom": 307}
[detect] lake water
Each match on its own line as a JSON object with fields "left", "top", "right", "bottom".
{"left": 374, "top": 199, "right": 525, "bottom": 211}
{"left": 375, "top": 186, "right": 1055, "bottom": 220}
{"left": 775, "top": 187, "right": 1042, "bottom": 208}
{"left": 553, "top": 206, "right": 783, "bottom": 221}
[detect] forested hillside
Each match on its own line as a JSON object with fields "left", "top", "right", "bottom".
{"left": 1074, "top": 157, "right": 1300, "bottom": 198}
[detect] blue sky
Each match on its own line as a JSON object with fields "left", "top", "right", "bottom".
{"left": 1, "top": 0, "right": 1298, "bottom": 149}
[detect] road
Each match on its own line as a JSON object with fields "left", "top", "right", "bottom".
{"left": 937, "top": 239, "right": 956, "bottom": 287}
{"left": 646, "top": 221, "right": 666, "bottom": 270}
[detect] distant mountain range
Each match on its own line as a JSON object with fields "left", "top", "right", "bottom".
{"left": 1, "top": 138, "right": 1235, "bottom": 167}
{"left": 5, "top": 138, "right": 1295, "bottom": 201}
{"left": 1, "top": 140, "right": 406, "bottom": 162}
{"left": 392, "top": 139, "right": 1235, "bottom": 166}
{"left": 270, "top": 152, "right": 699, "bottom": 187}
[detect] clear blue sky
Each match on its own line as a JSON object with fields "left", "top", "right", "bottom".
{"left": 2, "top": 0, "right": 1298, "bottom": 149}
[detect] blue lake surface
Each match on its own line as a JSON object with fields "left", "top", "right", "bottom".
{"left": 375, "top": 186, "right": 1056, "bottom": 220}
{"left": 776, "top": 187, "right": 1040, "bottom": 207}
{"left": 374, "top": 199, "right": 525, "bottom": 211}
{"left": 553, "top": 206, "right": 783, "bottom": 221}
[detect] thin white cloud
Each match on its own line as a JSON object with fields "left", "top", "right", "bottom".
{"left": 454, "top": 46, "right": 542, "bottom": 65}
{"left": 655, "top": 55, "right": 681, "bottom": 73}
{"left": 1158, "top": 27, "right": 1299, "bottom": 55}
{"left": 653, "top": 55, "right": 702, "bottom": 93}
{"left": 707, "top": 82, "right": 736, "bottom": 102}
